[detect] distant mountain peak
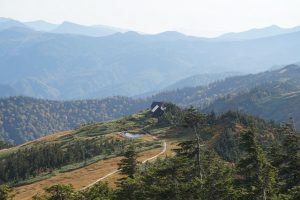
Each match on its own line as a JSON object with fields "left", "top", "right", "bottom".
{"left": 52, "top": 21, "right": 123, "bottom": 37}
{"left": 0, "top": 17, "right": 11, "bottom": 22}
{"left": 218, "top": 25, "right": 300, "bottom": 40}
{"left": 0, "top": 17, "right": 28, "bottom": 30}
{"left": 123, "top": 31, "right": 140, "bottom": 36}
{"left": 24, "top": 20, "right": 58, "bottom": 31}
{"left": 269, "top": 24, "right": 281, "bottom": 28}
{"left": 108, "top": 31, "right": 141, "bottom": 39}
{"left": 55, "top": 21, "right": 83, "bottom": 29}
{"left": 28, "top": 20, "right": 54, "bottom": 24}
{"left": 156, "top": 31, "right": 186, "bottom": 37}
{"left": 281, "top": 64, "right": 300, "bottom": 71}
{"left": 60, "top": 21, "right": 78, "bottom": 26}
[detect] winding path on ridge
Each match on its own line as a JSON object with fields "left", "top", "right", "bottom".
{"left": 14, "top": 139, "right": 167, "bottom": 200}
{"left": 82, "top": 140, "right": 167, "bottom": 190}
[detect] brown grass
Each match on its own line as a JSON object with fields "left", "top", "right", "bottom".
{"left": 21, "top": 131, "right": 73, "bottom": 146}
{"left": 0, "top": 131, "right": 72, "bottom": 154}
{"left": 13, "top": 147, "right": 163, "bottom": 200}
{"left": 12, "top": 127, "right": 180, "bottom": 200}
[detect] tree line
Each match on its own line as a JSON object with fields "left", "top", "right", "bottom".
{"left": 0, "top": 137, "right": 126, "bottom": 183}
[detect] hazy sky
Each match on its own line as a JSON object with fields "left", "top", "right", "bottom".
{"left": 1, "top": 0, "right": 300, "bottom": 37}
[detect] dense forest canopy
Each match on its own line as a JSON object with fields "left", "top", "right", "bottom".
{"left": 0, "top": 96, "right": 148, "bottom": 144}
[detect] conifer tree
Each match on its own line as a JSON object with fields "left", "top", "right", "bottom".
{"left": 236, "top": 130, "right": 277, "bottom": 200}
{"left": 43, "top": 184, "right": 75, "bottom": 200}
{"left": 279, "top": 129, "right": 300, "bottom": 192}
{"left": 118, "top": 145, "right": 138, "bottom": 179}
{"left": 183, "top": 107, "right": 206, "bottom": 180}
{"left": 81, "top": 182, "right": 114, "bottom": 200}
{"left": 115, "top": 145, "right": 139, "bottom": 200}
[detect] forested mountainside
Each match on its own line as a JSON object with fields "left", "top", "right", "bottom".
{"left": 150, "top": 64, "right": 300, "bottom": 107}
{"left": 0, "top": 25, "right": 300, "bottom": 99}
{"left": 163, "top": 72, "right": 239, "bottom": 90}
{"left": 1, "top": 64, "right": 300, "bottom": 144}
{"left": 1, "top": 105, "right": 299, "bottom": 199}
{"left": 204, "top": 81, "right": 300, "bottom": 130}
{"left": 0, "top": 96, "right": 148, "bottom": 144}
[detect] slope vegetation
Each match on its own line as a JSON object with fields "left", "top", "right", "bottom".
{"left": 204, "top": 81, "right": 300, "bottom": 130}
{"left": 1, "top": 105, "right": 285, "bottom": 199}
{"left": 0, "top": 96, "right": 147, "bottom": 144}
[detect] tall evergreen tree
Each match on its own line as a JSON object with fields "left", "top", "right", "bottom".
{"left": 118, "top": 145, "right": 138, "bottom": 179}
{"left": 115, "top": 145, "right": 139, "bottom": 200}
{"left": 236, "top": 130, "right": 277, "bottom": 200}
{"left": 279, "top": 129, "right": 300, "bottom": 192}
{"left": 183, "top": 107, "right": 206, "bottom": 180}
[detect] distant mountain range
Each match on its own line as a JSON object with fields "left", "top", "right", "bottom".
{"left": 218, "top": 25, "right": 300, "bottom": 40}
{"left": 51, "top": 21, "right": 128, "bottom": 37}
{"left": 1, "top": 17, "right": 300, "bottom": 149}
{"left": 0, "top": 17, "right": 128, "bottom": 37}
{"left": 0, "top": 17, "right": 299, "bottom": 99}
{"left": 2, "top": 17, "right": 300, "bottom": 39}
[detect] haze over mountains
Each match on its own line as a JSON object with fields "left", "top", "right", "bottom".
{"left": 218, "top": 25, "right": 300, "bottom": 40}
{"left": 0, "top": 17, "right": 128, "bottom": 36}
{"left": 25, "top": 20, "right": 59, "bottom": 32}
{"left": 2, "top": 64, "right": 300, "bottom": 144}
{"left": 0, "top": 17, "right": 300, "bottom": 99}
{"left": 1, "top": 17, "right": 300, "bottom": 144}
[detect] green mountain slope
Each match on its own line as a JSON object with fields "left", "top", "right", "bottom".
{"left": 0, "top": 106, "right": 281, "bottom": 185}
{"left": 0, "top": 109, "right": 164, "bottom": 185}
{"left": 149, "top": 64, "right": 300, "bottom": 107}
{"left": 204, "top": 82, "right": 300, "bottom": 130}
{"left": 0, "top": 96, "right": 148, "bottom": 144}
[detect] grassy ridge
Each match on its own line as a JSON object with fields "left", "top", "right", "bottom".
{"left": 0, "top": 110, "right": 169, "bottom": 186}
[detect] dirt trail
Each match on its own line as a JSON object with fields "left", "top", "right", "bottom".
{"left": 14, "top": 147, "right": 163, "bottom": 200}
{"left": 13, "top": 138, "right": 172, "bottom": 200}
{"left": 82, "top": 140, "right": 167, "bottom": 190}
